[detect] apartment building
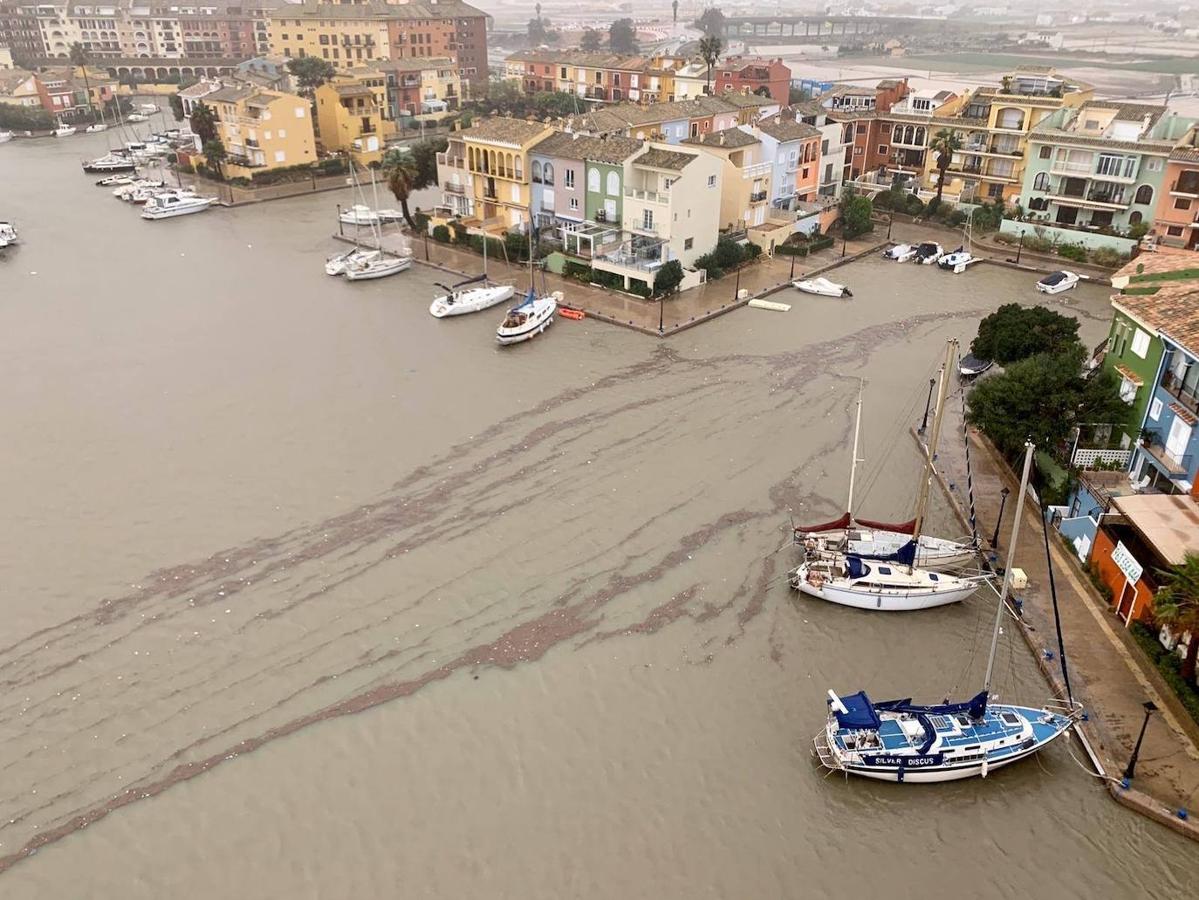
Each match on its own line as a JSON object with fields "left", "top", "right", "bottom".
{"left": 508, "top": 50, "right": 652, "bottom": 104}
{"left": 1156, "top": 125, "right": 1199, "bottom": 250}
{"left": 314, "top": 68, "right": 390, "bottom": 165}
{"left": 205, "top": 82, "right": 316, "bottom": 178}
{"left": 756, "top": 112, "right": 822, "bottom": 206}
{"left": 712, "top": 56, "right": 790, "bottom": 104}
{"left": 565, "top": 95, "right": 769, "bottom": 145}
{"left": 379, "top": 55, "right": 460, "bottom": 117}
{"left": 683, "top": 126, "right": 774, "bottom": 230}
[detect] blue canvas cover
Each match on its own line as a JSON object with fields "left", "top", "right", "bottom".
{"left": 846, "top": 556, "right": 868, "bottom": 579}
{"left": 876, "top": 691, "right": 989, "bottom": 721}
{"left": 831, "top": 691, "right": 881, "bottom": 730}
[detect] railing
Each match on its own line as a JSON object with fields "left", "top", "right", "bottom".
{"left": 1172, "top": 178, "right": 1199, "bottom": 196}
{"left": 1144, "top": 440, "right": 1193, "bottom": 477}
{"left": 625, "top": 187, "right": 669, "bottom": 205}
{"left": 1162, "top": 371, "right": 1199, "bottom": 416}
{"left": 599, "top": 250, "right": 665, "bottom": 273}
{"left": 1087, "top": 189, "right": 1127, "bottom": 205}
{"left": 741, "top": 161, "right": 773, "bottom": 179}
{"left": 1050, "top": 160, "right": 1092, "bottom": 175}
{"left": 1072, "top": 447, "right": 1133, "bottom": 469}
{"left": 482, "top": 187, "right": 498, "bottom": 200}
{"left": 443, "top": 181, "right": 465, "bottom": 194}
{"left": 437, "top": 152, "right": 464, "bottom": 169}
{"left": 628, "top": 220, "right": 660, "bottom": 236}
{"left": 749, "top": 190, "right": 768, "bottom": 203}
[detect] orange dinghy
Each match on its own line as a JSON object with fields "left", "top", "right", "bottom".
{"left": 559, "top": 308, "right": 585, "bottom": 320}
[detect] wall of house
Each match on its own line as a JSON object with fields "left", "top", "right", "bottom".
{"left": 1132, "top": 341, "right": 1199, "bottom": 490}
{"left": 1155, "top": 159, "right": 1199, "bottom": 248}
{"left": 1100, "top": 306, "right": 1167, "bottom": 446}
{"left": 1091, "top": 527, "right": 1156, "bottom": 623}
{"left": 584, "top": 161, "right": 623, "bottom": 226}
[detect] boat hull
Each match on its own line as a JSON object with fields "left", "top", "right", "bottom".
{"left": 793, "top": 576, "right": 978, "bottom": 611}
{"left": 140, "top": 200, "right": 215, "bottom": 220}
{"left": 344, "top": 256, "right": 412, "bottom": 280}
{"left": 430, "top": 285, "right": 515, "bottom": 317}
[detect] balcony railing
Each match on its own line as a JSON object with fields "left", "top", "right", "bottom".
{"left": 443, "top": 181, "right": 465, "bottom": 194}
{"left": 625, "top": 187, "right": 669, "bottom": 205}
{"left": 1050, "top": 160, "right": 1092, "bottom": 175}
{"left": 1171, "top": 178, "right": 1199, "bottom": 197}
{"left": 436, "top": 152, "right": 465, "bottom": 169}
{"left": 742, "top": 161, "right": 773, "bottom": 179}
{"left": 628, "top": 220, "right": 660, "bottom": 236}
{"left": 1144, "top": 438, "right": 1193, "bottom": 477}
{"left": 749, "top": 190, "right": 768, "bottom": 203}
{"left": 1162, "top": 371, "right": 1199, "bottom": 416}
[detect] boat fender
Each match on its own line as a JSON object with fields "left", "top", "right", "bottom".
{"left": 843, "top": 288, "right": 853, "bottom": 298}
{"left": 981, "top": 756, "right": 989, "bottom": 778}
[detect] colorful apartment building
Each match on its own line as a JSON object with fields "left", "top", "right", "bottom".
{"left": 756, "top": 112, "right": 822, "bottom": 206}
{"left": 435, "top": 116, "right": 555, "bottom": 233}
{"left": 380, "top": 55, "right": 461, "bottom": 118}
{"left": 565, "top": 95, "right": 769, "bottom": 145}
{"left": 1156, "top": 125, "right": 1199, "bottom": 250}
{"left": 683, "top": 126, "right": 774, "bottom": 231}
{"left": 712, "top": 56, "right": 790, "bottom": 105}
{"left": 508, "top": 50, "right": 652, "bottom": 104}
{"left": 205, "top": 82, "right": 317, "bottom": 179}
{"left": 314, "top": 68, "right": 391, "bottom": 165}
{"left": 924, "top": 66, "right": 1092, "bottom": 204}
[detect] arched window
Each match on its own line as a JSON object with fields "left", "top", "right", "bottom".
{"left": 1033, "top": 172, "right": 1050, "bottom": 191}
{"left": 514, "top": 155, "right": 522, "bottom": 179}
{"left": 1129, "top": 211, "right": 1143, "bottom": 225}
{"left": 531, "top": 160, "right": 542, "bottom": 183}
{"left": 915, "top": 127, "right": 925, "bottom": 145}
{"left": 996, "top": 107, "right": 1025, "bottom": 130}
{"left": 1134, "top": 184, "right": 1153, "bottom": 205}
{"left": 543, "top": 163, "right": 554, "bottom": 186}
{"left": 843, "top": 124, "right": 853, "bottom": 143}
{"left": 606, "top": 171, "right": 619, "bottom": 196}
{"left": 588, "top": 167, "right": 600, "bottom": 192}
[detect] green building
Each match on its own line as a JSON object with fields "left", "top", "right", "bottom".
{"left": 1102, "top": 300, "right": 1167, "bottom": 447}
{"left": 584, "top": 159, "right": 625, "bottom": 226}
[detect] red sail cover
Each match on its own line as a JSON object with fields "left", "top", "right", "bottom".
{"left": 855, "top": 517, "right": 917, "bottom": 534}
{"left": 794, "top": 512, "right": 851, "bottom": 535}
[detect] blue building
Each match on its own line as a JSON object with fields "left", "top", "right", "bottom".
{"left": 1128, "top": 312, "right": 1199, "bottom": 495}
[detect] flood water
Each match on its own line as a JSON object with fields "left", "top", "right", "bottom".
{"left": 1, "top": 134, "right": 1193, "bottom": 898}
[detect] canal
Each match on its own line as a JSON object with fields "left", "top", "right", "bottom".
{"left": 0, "top": 133, "right": 1192, "bottom": 897}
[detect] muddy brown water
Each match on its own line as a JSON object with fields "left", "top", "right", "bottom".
{"left": 0, "top": 135, "right": 1193, "bottom": 898}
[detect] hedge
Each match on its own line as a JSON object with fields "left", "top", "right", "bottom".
{"left": 1129, "top": 621, "right": 1199, "bottom": 725}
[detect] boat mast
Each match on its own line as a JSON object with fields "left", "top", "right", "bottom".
{"left": 910, "top": 339, "right": 956, "bottom": 547}
{"left": 982, "top": 440, "right": 1035, "bottom": 701}
{"left": 845, "top": 381, "right": 864, "bottom": 520}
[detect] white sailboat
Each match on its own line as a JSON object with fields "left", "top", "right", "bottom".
{"left": 496, "top": 286, "right": 558, "bottom": 345}
{"left": 344, "top": 253, "right": 411, "bottom": 280}
{"left": 430, "top": 235, "right": 514, "bottom": 317}
{"left": 326, "top": 247, "right": 380, "bottom": 276}
{"left": 0, "top": 130, "right": 13, "bottom": 144}
{"left": 0, "top": 220, "right": 18, "bottom": 248}
{"left": 814, "top": 442, "right": 1081, "bottom": 781}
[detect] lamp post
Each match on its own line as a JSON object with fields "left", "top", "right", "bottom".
{"left": 1123, "top": 700, "right": 1159, "bottom": 782}
{"left": 658, "top": 293, "right": 665, "bottom": 335}
{"left": 1014, "top": 231, "right": 1024, "bottom": 265}
{"left": 917, "top": 376, "right": 936, "bottom": 433}
{"left": 888, "top": 207, "right": 894, "bottom": 240}
{"left": 841, "top": 226, "right": 847, "bottom": 258}
{"left": 990, "top": 486, "right": 1010, "bottom": 549}
{"left": 733, "top": 263, "right": 741, "bottom": 301}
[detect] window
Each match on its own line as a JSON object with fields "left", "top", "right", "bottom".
{"left": 684, "top": 237, "right": 693, "bottom": 250}
{"left": 569, "top": 197, "right": 578, "bottom": 210}
{"left": 1119, "top": 376, "right": 1138, "bottom": 404}
{"left": 587, "top": 168, "right": 599, "bottom": 192}
{"left": 295, "top": 107, "right": 305, "bottom": 118}
{"left": 1146, "top": 158, "right": 1163, "bottom": 172}
{"left": 543, "top": 163, "right": 554, "bottom": 186}
{"left": 1149, "top": 397, "right": 1163, "bottom": 421}
{"left": 604, "top": 171, "right": 618, "bottom": 195}
{"left": 1132, "top": 183, "right": 1154, "bottom": 205}
{"left": 563, "top": 168, "right": 574, "bottom": 188}
{"left": 1168, "top": 225, "right": 1184, "bottom": 236}
{"left": 988, "top": 183, "right": 1004, "bottom": 199}
{"left": 1131, "top": 328, "right": 1150, "bottom": 358}
{"left": 1096, "top": 153, "right": 1135, "bottom": 178}
{"left": 1039, "top": 145, "right": 1051, "bottom": 159}
{"left": 1174, "top": 197, "right": 1190, "bottom": 210}
{"left": 642, "top": 209, "right": 653, "bottom": 230}
{"left": 1129, "top": 211, "right": 1142, "bottom": 224}
{"left": 1033, "top": 172, "right": 1050, "bottom": 191}
{"left": 531, "top": 160, "right": 541, "bottom": 183}
{"left": 878, "top": 144, "right": 887, "bottom": 155}
{"left": 853, "top": 146, "right": 863, "bottom": 156}
{"left": 707, "top": 174, "right": 716, "bottom": 187}
{"left": 802, "top": 167, "right": 809, "bottom": 179}
{"left": 856, "top": 123, "right": 866, "bottom": 135}
{"left": 274, "top": 150, "right": 285, "bottom": 162}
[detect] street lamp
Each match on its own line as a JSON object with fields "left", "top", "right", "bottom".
{"left": 658, "top": 293, "right": 665, "bottom": 335}
{"left": 1013, "top": 232, "right": 1024, "bottom": 265}
{"left": 917, "top": 376, "right": 936, "bottom": 433}
{"left": 887, "top": 207, "right": 894, "bottom": 240}
{"left": 990, "top": 486, "right": 1011, "bottom": 549}
{"left": 1123, "top": 700, "right": 1159, "bottom": 782}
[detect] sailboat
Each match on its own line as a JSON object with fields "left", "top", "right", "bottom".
{"left": 794, "top": 368, "right": 978, "bottom": 568}
{"left": 430, "top": 233, "right": 513, "bottom": 317}
{"left": 340, "top": 166, "right": 411, "bottom": 281}
{"left": 495, "top": 212, "right": 559, "bottom": 345}
{"left": 814, "top": 442, "right": 1081, "bottom": 781}
{"left": 788, "top": 341, "right": 991, "bottom": 610}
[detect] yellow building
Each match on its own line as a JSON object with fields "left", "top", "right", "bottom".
{"left": 207, "top": 84, "right": 317, "bottom": 180}
{"left": 268, "top": 3, "right": 391, "bottom": 70}
{"left": 435, "top": 117, "right": 555, "bottom": 234}
{"left": 924, "top": 66, "right": 1092, "bottom": 204}
{"left": 315, "top": 69, "right": 392, "bottom": 166}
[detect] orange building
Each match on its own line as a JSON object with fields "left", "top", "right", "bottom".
{"left": 1155, "top": 130, "right": 1199, "bottom": 250}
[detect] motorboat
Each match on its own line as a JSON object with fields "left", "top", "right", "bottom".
{"left": 125, "top": 112, "right": 149, "bottom": 123}
{"left": 1036, "top": 270, "right": 1079, "bottom": 295}
{"left": 84, "top": 122, "right": 108, "bottom": 133}
{"left": 0, "top": 221, "right": 18, "bottom": 248}
{"left": 114, "top": 179, "right": 164, "bottom": 200}
{"left": 96, "top": 173, "right": 136, "bottom": 186}
{"left": 339, "top": 204, "right": 382, "bottom": 227}
{"left": 496, "top": 288, "right": 560, "bottom": 345}
{"left": 937, "top": 246, "right": 979, "bottom": 273}
{"left": 343, "top": 253, "right": 412, "bottom": 281}
{"left": 814, "top": 690, "right": 1076, "bottom": 783}
{"left": 430, "top": 278, "right": 515, "bottom": 317}
{"left": 914, "top": 242, "right": 943, "bottom": 264}
{"left": 140, "top": 192, "right": 216, "bottom": 220}
{"left": 83, "top": 153, "right": 137, "bottom": 174}
{"left": 958, "top": 354, "right": 994, "bottom": 378}
{"left": 882, "top": 243, "right": 917, "bottom": 262}
{"left": 0, "top": 130, "right": 12, "bottom": 144}
{"left": 54, "top": 124, "right": 76, "bottom": 137}
{"left": 325, "top": 247, "right": 381, "bottom": 276}
{"left": 793, "top": 276, "right": 852, "bottom": 297}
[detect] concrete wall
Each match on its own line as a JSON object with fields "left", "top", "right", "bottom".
{"left": 999, "top": 218, "right": 1137, "bottom": 252}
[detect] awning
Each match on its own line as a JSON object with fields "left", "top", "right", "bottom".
{"left": 1113, "top": 363, "right": 1143, "bottom": 386}
{"left": 1169, "top": 402, "right": 1198, "bottom": 426}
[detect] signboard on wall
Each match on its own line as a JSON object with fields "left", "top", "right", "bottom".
{"left": 1112, "top": 541, "right": 1143, "bottom": 584}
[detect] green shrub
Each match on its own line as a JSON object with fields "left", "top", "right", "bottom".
{"left": 925, "top": 196, "right": 941, "bottom": 217}
{"left": 1057, "top": 242, "right": 1088, "bottom": 263}
{"left": 947, "top": 210, "right": 968, "bottom": 227}
{"left": 1023, "top": 233, "right": 1054, "bottom": 253}
{"left": 904, "top": 194, "right": 925, "bottom": 216}
{"left": 1130, "top": 622, "right": 1199, "bottom": 725}
{"left": 744, "top": 241, "right": 762, "bottom": 260}
{"left": 431, "top": 224, "right": 451, "bottom": 243}
{"left": 713, "top": 237, "right": 745, "bottom": 271}
{"left": 562, "top": 260, "right": 592, "bottom": 282}
{"left": 1089, "top": 246, "right": 1127, "bottom": 269}
{"left": 412, "top": 211, "right": 431, "bottom": 233}
{"left": 808, "top": 235, "right": 835, "bottom": 253}
{"left": 694, "top": 250, "right": 722, "bottom": 278}
{"left": 1127, "top": 221, "right": 1150, "bottom": 241}
{"left": 628, "top": 279, "right": 652, "bottom": 298}
{"left": 591, "top": 268, "right": 625, "bottom": 290}
{"left": 652, "top": 259, "right": 684, "bottom": 297}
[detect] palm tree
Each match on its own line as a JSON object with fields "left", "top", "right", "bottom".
{"left": 1154, "top": 553, "right": 1199, "bottom": 683}
{"left": 69, "top": 42, "right": 94, "bottom": 117}
{"left": 929, "top": 128, "right": 962, "bottom": 205}
{"left": 672, "top": 0, "right": 679, "bottom": 23}
{"left": 381, "top": 149, "right": 420, "bottom": 230}
{"left": 698, "top": 36, "right": 722, "bottom": 95}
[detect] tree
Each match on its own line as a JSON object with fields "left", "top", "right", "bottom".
{"left": 971, "top": 303, "right": 1081, "bottom": 364}
{"left": 533, "top": 90, "right": 578, "bottom": 117}
{"left": 788, "top": 86, "right": 811, "bottom": 104}
{"left": 698, "top": 36, "right": 723, "bottom": 94}
{"left": 840, "top": 189, "right": 874, "bottom": 238}
{"left": 409, "top": 136, "right": 448, "bottom": 189}
{"left": 609, "top": 18, "right": 639, "bottom": 54}
{"left": 695, "top": 8, "right": 726, "bottom": 38}
{"left": 653, "top": 260, "right": 684, "bottom": 298}
{"left": 527, "top": 17, "right": 550, "bottom": 45}
{"left": 202, "top": 138, "right": 227, "bottom": 179}
{"left": 1154, "top": 554, "right": 1199, "bottom": 683}
{"left": 929, "top": 127, "right": 962, "bottom": 205}
{"left": 168, "top": 92, "right": 185, "bottom": 122}
{"left": 286, "top": 56, "right": 335, "bottom": 94}
{"left": 965, "top": 347, "right": 1125, "bottom": 459}
{"left": 190, "top": 101, "right": 218, "bottom": 146}
{"left": 580, "top": 28, "right": 604, "bottom": 52}
{"left": 381, "top": 148, "right": 421, "bottom": 229}
{"left": 672, "top": 0, "right": 679, "bottom": 23}
{"left": 69, "top": 42, "right": 94, "bottom": 115}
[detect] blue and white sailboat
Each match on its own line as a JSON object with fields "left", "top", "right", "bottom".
{"left": 496, "top": 285, "right": 557, "bottom": 345}
{"left": 814, "top": 442, "right": 1082, "bottom": 782}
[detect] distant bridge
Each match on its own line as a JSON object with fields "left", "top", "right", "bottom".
{"left": 719, "top": 15, "right": 934, "bottom": 41}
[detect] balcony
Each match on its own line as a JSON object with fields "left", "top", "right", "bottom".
{"left": 482, "top": 187, "right": 499, "bottom": 200}
{"left": 443, "top": 181, "right": 465, "bottom": 194}
{"left": 749, "top": 190, "right": 769, "bottom": 203}
{"left": 436, "top": 152, "right": 465, "bottom": 169}
{"left": 1143, "top": 438, "right": 1193, "bottom": 477}
{"left": 1171, "top": 178, "right": 1199, "bottom": 199}
{"left": 1162, "top": 370, "right": 1199, "bottom": 417}
{"left": 1050, "top": 160, "right": 1092, "bottom": 177}
{"left": 625, "top": 186, "right": 669, "bottom": 205}
{"left": 628, "top": 220, "right": 661, "bottom": 236}
{"left": 741, "top": 161, "right": 773, "bottom": 179}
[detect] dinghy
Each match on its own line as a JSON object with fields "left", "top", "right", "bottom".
{"left": 326, "top": 247, "right": 380, "bottom": 276}
{"left": 914, "top": 242, "right": 943, "bottom": 264}
{"left": 882, "top": 243, "right": 917, "bottom": 262}
{"left": 937, "top": 246, "right": 979, "bottom": 273}
{"left": 958, "top": 354, "right": 994, "bottom": 378}
{"left": 0, "top": 221, "right": 18, "bottom": 248}
{"left": 1036, "top": 270, "right": 1079, "bottom": 295}
{"left": 793, "top": 276, "right": 851, "bottom": 297}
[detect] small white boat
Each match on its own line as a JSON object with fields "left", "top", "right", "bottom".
{"left": 0, "top": 130, "right": 13, "bottom": 143}
{"left": 141, "top": 192, "right": 216, "bottom": 220}
{"left": 430, "top": 280, "right": 515, "bottom": 317}
{"left": 326, "top": 247, "right": 381, "bottom": 276}
{"left": 96, "top": 173, "right": 135, "bottom": 186}
{"left": 882, "top": 243, "right": 917, "bottom": 262}
{"left": 496, "top": 288, "right": 559, "bottom": 345}
{"left": 937, "top": 247, "right": 979, "bottom": 274}
{"left": 339, "top": 204, "right": 381, "bottom": 227}
{"left": 125, "top": 113, "right": 149, "bottom": 123}
{"left": 344, "top": 253, "right": 411, "bottom": 281}
{"left": 788, "top": 552, "right": 990, "bottom": 611}
{"left": 959, "top": 354, "right": 994, "bottom": 378}
{"left": 0, "top": 221, "right": 18, "bottom": 248}
{"left": 83, "top": 153, "right": 137, "bottom": 174}
{"left": 914, "top": 242, "right": 943, "bottom": 265}
{"left": 114, "top": 179, "right": 164, "bottom": 200}
{"left": 138, "top": 103, "right": 159, "bottom": 113}
{"left": 794, "top": 276, "right": 852, "bottom": 297}
{"left": 54, "top": 124, "right": 77, "bottom": 137}
{"left": 1036, "top": 270, "right": 1079, "bottom": 295}
{"left": 84, "top": 122, "right": 108, "bottom": 133}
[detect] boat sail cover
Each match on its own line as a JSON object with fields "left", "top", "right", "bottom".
{"left": 854, "top": 516, "right": 916, "bottom": 534}
{"left": 830, "top": 691, "right": 882, "bottom": 730}
{"left": 452, "top": 273, "right": 487, "bottom": 288}
{"left": 794, "top": 512, "right": 851, "bottom": 534}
